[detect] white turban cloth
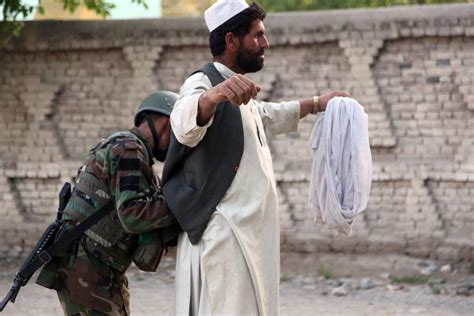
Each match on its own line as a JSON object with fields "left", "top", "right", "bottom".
{"left": 308, "top": 97, "right": 372, "bottom": 236}
{"left": 205, "top": 0, "right": 249, "bottom": 32}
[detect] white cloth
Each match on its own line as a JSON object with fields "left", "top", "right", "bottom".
{"left": 171, "top": 62, "right": 300, "bottom": 316}
{"left": 204, "top": 0, "right": 249, "bottom": 32}
{"left": 308, "top": 97, "right": 372, "bottom": 236}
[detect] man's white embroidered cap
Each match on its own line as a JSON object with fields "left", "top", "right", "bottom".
{"left": 205, "top": 0, "right": 249, "bottom": 32}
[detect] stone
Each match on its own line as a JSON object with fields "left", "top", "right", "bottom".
{"left": 325, "top": 279, "right": 343, "bottom": 287}
{"left": 332, "top": 283, "right": 349, "bottom": 297}
{"left": 455, "top": 284, "right": 472, "bottom": 296}
{"left": 420, "top": 264, "right": 438, "bottom": 276}
{"left": 440, "top": 264, "right": 452, "bottom": 273}
{"left": 359, "top": 278, "right": 375, "bottom": 290}
{"left": 464, "top": 277, "right": 474, "bottom": 289}
{"left": 386, "top": 284, "right": 404, "bottom": 291}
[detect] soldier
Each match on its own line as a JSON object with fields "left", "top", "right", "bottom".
{"left": 36, "top": 91, "right": 180, "bottom": 316}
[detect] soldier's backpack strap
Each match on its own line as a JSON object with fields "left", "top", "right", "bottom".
{"left": 20, "top": 199, "right": 115, "bottom": 279}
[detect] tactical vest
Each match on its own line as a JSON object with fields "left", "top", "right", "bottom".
{"left": 162, "top": 63, "right": 244, "bottom": 245}
{"left": 63, "top": 131, "right": 146, "bottom": 273}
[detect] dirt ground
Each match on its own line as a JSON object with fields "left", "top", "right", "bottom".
{"left": 0, "top": 252, "right": 473, "bottom": 315}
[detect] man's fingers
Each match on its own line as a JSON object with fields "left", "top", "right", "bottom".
{"left": 239, "top": 76, "right": 255, "bottom": 102}
{"left": 217, "top": 75, "right": 262, "bottom": 105}
{"left": 222, "top": 85, "right": 241, "bottom": 105}
{"left": 233, "top": 76, "right": 253, "bottom": 104}
{"left": 229, "top": 78, "right": 248, "bottom": 104}
{"left": 317, "top": 91, "right": 352, "bottom": 111}
{"left": 237, "top": 75, "right": 260, "bottom": 99}
{"left": 332, "top": 91, "right": 351, "bottom": 98}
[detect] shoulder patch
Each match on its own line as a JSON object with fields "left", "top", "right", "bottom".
{"left": 118, "top": 158, "right": 140, "bottom": 171}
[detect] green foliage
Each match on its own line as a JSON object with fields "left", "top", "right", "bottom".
{"left": 59, "top": 0, "right": 148, "bottom": 18}
{"left": 318, "top": 265, "right": 333, "bottom": 279}
{"left": 0, "top": 0, "right": 34, "bottom": 36}
{"left": 257, "top": 0, "right": 471, "bottom": 12}
{"left": 431, "top": 286, "right": 442, "bottom": 295}
{"left": 469, "top": 262, "right": 474, "bottom": 274}
{"left": 390, "top": 274, "right": 429, "bottom": 285}
{"left": 1, "top": 0, "right": 148, "bottom": 38}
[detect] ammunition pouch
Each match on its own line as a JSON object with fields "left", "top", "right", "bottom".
{"left": 132, "top": 230, "right": 164, "bottom": 272}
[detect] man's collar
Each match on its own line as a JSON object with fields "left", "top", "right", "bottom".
{"left": 213, "top": 61, "right": 236, "bottom": 79}
{"left": 130, "top": 127, "right": 154, "bottom": 164}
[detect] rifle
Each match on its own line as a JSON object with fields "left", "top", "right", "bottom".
{"left": 0, "top": 182, "right": 71, "bottom": 312}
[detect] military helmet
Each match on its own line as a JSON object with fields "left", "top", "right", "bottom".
{"left": 134, "top": 91, "right": 179, "bottom": 127}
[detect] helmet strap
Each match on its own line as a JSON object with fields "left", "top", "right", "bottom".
{"left": 145, "top": 114, "right": 168, "bottom": 162}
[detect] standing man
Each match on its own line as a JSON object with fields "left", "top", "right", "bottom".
{"left": 162, "top": 1, "right": 349, "bottom": 315}
{"left": 36, "top": 91, "right": 179, "bottom": 315}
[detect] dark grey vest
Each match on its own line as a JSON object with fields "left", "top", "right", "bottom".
{"left": 162, "top": 63, "right": 244, "bottom": 245}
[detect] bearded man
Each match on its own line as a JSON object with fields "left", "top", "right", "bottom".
{"left": 162, "top": 1, "right": 349, "bottom": 315}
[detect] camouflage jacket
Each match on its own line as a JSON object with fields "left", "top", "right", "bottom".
{"left": 36, "top": 127, "right": 176, "bottom": 312}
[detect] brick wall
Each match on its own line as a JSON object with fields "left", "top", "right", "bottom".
{"left": 0, "top": 4, "right": 473, "bottom": 260}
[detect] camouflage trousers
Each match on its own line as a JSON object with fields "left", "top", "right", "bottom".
{"left": 57, "top": 273, "right": 130, "bottom": 316}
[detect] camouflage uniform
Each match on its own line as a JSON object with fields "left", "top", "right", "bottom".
{"left": 37, "top": 127, "right": 175, "bottom": 316}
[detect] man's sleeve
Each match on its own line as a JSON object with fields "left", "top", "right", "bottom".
{"left": 170, "top": 72, "right": 215, "bottom": 147}
{"left": 255, "top": 100, "right": 300, "bottom": 138}
{"left": 109, "top": 140, "right": 175, "bottom": 234}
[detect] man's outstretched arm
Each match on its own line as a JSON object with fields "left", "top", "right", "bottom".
{"left": 298, "top": 91, "right": 351, "bottom": 119}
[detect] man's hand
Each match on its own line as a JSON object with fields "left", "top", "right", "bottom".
{"left": 299, "top": 91, "right": 351, "bottom": 118}
{"left": 197, "top": 74, "right": 261, "bottom": 126}
{"left": 203, "top": 74, "right": 262, "bottom": 106}
{"left": 318, "top": 91, "right": 351, "bottom": 111}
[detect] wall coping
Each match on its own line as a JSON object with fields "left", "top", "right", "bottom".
{"left": 3, "top": 4, "right": 473, "bottom": 51}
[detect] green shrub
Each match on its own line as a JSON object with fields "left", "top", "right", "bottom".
{"left": 391, "top": 275, "right": 429, "bottom": 285}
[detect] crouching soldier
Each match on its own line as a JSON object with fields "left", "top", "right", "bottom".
{"left": 36, "top": 91, "right": 180, "bottom": 316}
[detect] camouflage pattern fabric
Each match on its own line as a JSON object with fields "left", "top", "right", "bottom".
{"left": 56, "top": 242, "right": 130, "bottom": 316}
{"left": 36, "top": 127, "right": 175, "bottom": 314}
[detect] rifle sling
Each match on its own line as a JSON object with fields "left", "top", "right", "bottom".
{"left": 20, "top": 200, "right": 115, "bottom": 281}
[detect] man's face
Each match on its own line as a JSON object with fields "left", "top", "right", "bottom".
{"left": 236, "top": 19, "right": 270, "bottom": 73}
{"left": 156, "top": 117, "right": 171, "bottom": 152}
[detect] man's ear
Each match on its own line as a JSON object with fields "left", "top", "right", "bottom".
{"left": 224, "top": 32, "right": 240, "bottom": 53}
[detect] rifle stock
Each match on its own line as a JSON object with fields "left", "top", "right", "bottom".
{"left": 0, "top": 182, "right": 71, "bottom": 313}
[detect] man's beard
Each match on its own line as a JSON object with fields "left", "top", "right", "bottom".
{"left": 236, "top": 46, "right": 265, "bottom": 73}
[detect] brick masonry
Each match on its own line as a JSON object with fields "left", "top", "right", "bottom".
{"left": 0, "top": 4, "right": 472, "bottom": 260}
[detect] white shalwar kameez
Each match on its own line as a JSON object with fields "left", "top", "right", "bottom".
{"left": 170, "top": 62, "right": 300, "bottom": 316}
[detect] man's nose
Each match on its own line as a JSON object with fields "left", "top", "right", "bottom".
{"left": 260, "top": 35, "right": 269, "bottom": 49}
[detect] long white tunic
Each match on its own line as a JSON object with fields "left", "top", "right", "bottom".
{"left": 171, "top": 62, "right": 300, "bottom": 316}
